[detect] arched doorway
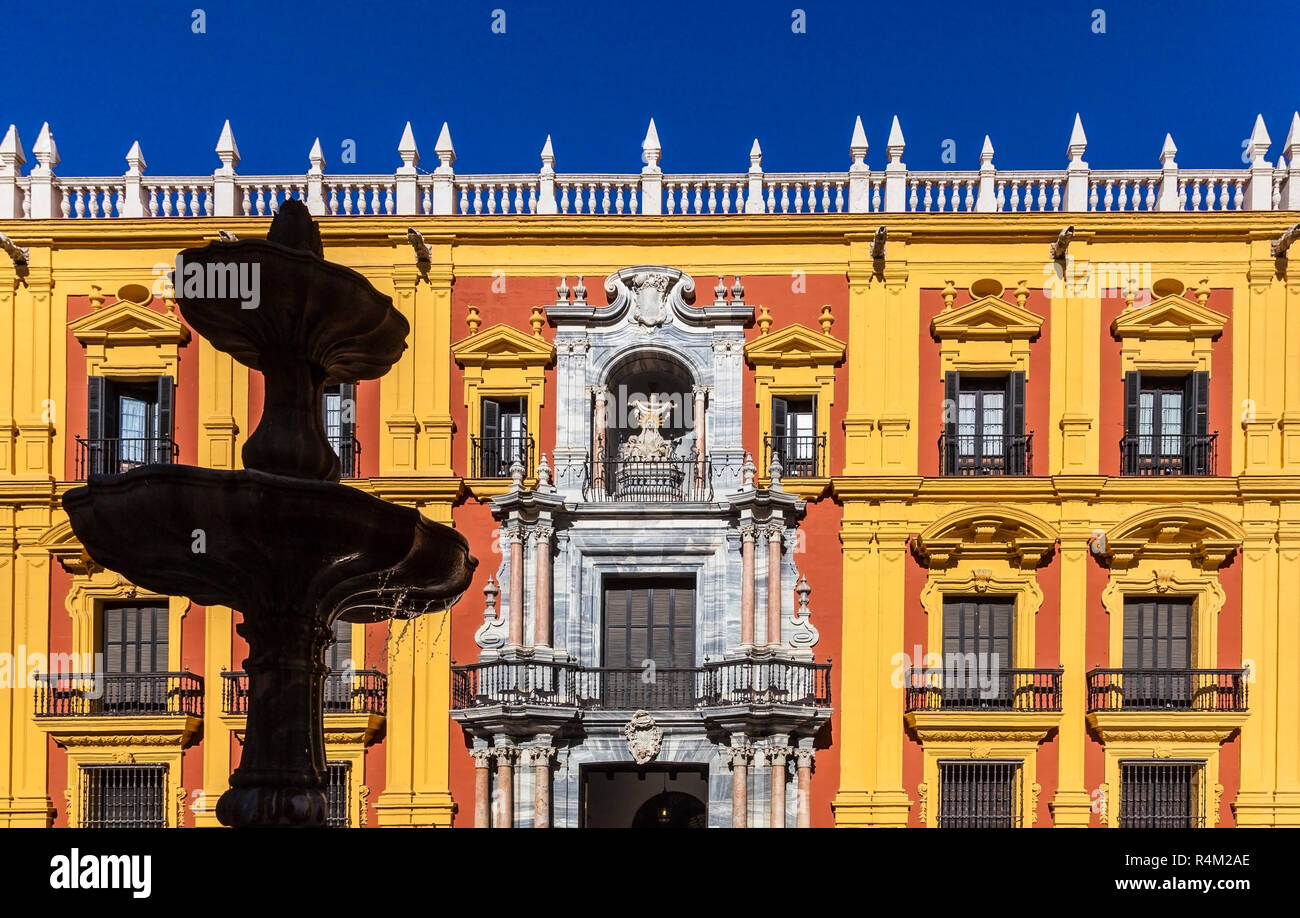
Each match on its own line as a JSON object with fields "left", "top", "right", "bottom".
{"left": 631, "top": 791, "right": 708, "bottom": 828}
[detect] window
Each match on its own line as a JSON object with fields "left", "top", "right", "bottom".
{"left": 80, "top": 764, "right": 167, "bottom": 828}
{"left": 322, "top": 382, "right": 358, "bottom": 477}
{"left": 477, "top": 397, "right": 529, "bottom": 478}
{"left": 84, "top": 376, "right": 175, "bottom": 475}
{"left": 770, "top": 396, "right": 821, "bottom": 477}
{"left": 1123, "top": 371, "right": 1212, "bottom": 475}
{"left": 942, "top": 598, "right": 1014, "bottom": 706}
{"left": 1120, "top": 761, "right": 1204, "bottom": 828}
{"left": 1122, "top": 598, "right": 1193, "bottom": 708}
{"left": 324, "top": 619, "right": 352, "bottom": 712}
{"left": 603, "top": 577, "right": 696, "bottom": 708}
{"left": 326, "top": 761, "right": 350, "bottom": 828}
{"left": 942, "top": 372, "right": 1028, "bottom": 475}
{"left": 101, "top": 603, "right": 170, "bottom": 714}
{"left": 938, "top": 760, "right": 1022, "bottom": 828}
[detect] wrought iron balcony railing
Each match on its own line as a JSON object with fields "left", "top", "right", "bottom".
{"left": 34, "top": 672, "right": 203, "bottom": 717}
{"left": 222, "top": 669, "right": 387, "bottom": 716}
{"left": 1119, "top": 433, "right": 1217, "bottom": 476}
{"left": 471, "top": 434, "right": 535, "bottom": 479}
{"left": 1086, "top": 668, "right": 1248, "bottom": 712}
{"left": 330, "top": 435, "right": 361, "bottom": 478}
{"left": 451, "top": 658, "right": 832, "bottom": 711}
{"left": 74, "top": 436, "right": 178, "bottom": 478}
{"left": 763, "top": 434, "right": 827, "bottom": 478}
{"left": 580, "top": 451, "right": 714, "bottom": 502}
{"left": 904, "top": 667, "right": 1063, "bottom": 712}
{"left": 938, "top": 432, "right": 1033, "bottom": 476}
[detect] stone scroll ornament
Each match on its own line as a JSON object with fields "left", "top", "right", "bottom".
{"left": 64, "top": 201, "right": 476, "bottom": 827}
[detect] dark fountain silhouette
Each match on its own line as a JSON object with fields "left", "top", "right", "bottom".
{"left": 63, "top": 201, "right": 476, "bottom": 827}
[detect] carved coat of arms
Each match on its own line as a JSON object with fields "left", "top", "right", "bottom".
{"left": 623, "top": 710, "right": 663, "bottom": 764}
{"left": 627, "top": 271, "right": 672, "bottom": 329}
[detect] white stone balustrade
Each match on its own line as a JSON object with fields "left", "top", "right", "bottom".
{"left": 0, "top": 112, "right": 1296, "bottom": 219}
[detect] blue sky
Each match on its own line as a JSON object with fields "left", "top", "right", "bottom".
{"left": 4, "top": 0, "right": 1298, "bottom": 177}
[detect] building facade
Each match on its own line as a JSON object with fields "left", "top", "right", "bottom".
{"left": 1, "top": 112, "right": 1299, "bottom": 828}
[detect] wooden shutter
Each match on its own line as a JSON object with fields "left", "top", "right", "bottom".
{"left": 338, "top": 383, "right": 356, "bottom": 443}
{"left": 1006, "top": 371, "right": 1026, "bottom": 473}
{"left": 1184, "top": 371, "right": 1209, "bottom": 473}
{"left": 87, "top": 376, "right": 106, "bottom": 440}
{"left": 604, "top": 587, "right": 629, "bottom": 667}
{"left": 771, "top": 397, "right": 788, "bottom": 442}
{"left": 943, "top": 372, "right": 959, "bottom": 473}
{"left": 1123, "top": 371, "right": 1141, "bottom": 473}
{"left": 1123, "top": 599, "right": 1191, "bottom": 669}
{"left": 155, "top": 376, "right": 174, "bottom": 462}
{"left": 481, "top": 398, "right": 500, "bottom": 441}
{"left": 103, "top": 605, "right": 168, "bottom": 674}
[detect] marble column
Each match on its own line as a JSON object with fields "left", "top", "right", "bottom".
{"left": 530, "top": 746, "right": 555, "bottom": 828}
{"left": 768, "top": 744, "right": 791, "bottom": 828}
{"left": 725, "top": 743, "right": 752, "bottom": 828}
{"left": 492, "top": 745, "right": 517, "bottom": 829}
{"left": 532, "top": 526, "right": 553, "bottom": 647}
{"left": 766, "top": 522, "right": 785, "bottom": 647}
{"left": 794, "top": 748, "right": 815, "bottom": 828}
{"left": 740, "top": 523, "right": 757, "bottom": 646}
{"left": 591, "top": 385, "right": 609, "bottom": 489}
{"left": 470, "top": 747, "right": 494, "bottom": 828}
{"left": 692, "top": 385, "right": 708, "bottom": 488}
{"left": 508, "top": 525, "right": 525, "bottom": 648}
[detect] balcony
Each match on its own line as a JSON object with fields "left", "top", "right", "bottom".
{"left": 763, "top": 434, "right": 826, "bottom": 478}
{"left": 330, "top": 435, "right": 362, "bottom": 478}
{"left": 939, "top": 432, "right": 1033, "bottom": 476}
{"left": 221, "top": 669, "right": 387, "bottom": 715}
{"left": 34, "top": 672, "right": 203, "bottom": 717}
{"left": 1119, "top": 433, "right": 1217, "bottom": 476}
{"left": 1086, "top": 668, "right": 1247, "bottom": 712}
{"left": 580, "top": 452, "right": 714, "bottom": 502}
{"left": 74, "top": 436, "right": 178, "bottom": 479}
{"left": 471, "top": 434, "right": 535, "bottom": 479}
{"left": 904, "top": 667, "right": 1063, "bottom": 712}
{"left": 451, "top": 658, "right": 831, "bottom": 711}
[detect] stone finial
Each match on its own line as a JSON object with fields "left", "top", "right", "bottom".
{"left": 1196, "top": 278, "right": 1210, "bottom": 307}
{"left": 757, "top": 303, "right": 772, "bottom": 334}
{"left": 1067, "top": 113, "right": 1087, "bottom": 164}
{"left": 730, "top": 275, "right": 745, "bottom": 301}
{"left": 850, "top": 116, "right": 868, "bottom": 165}
{"left": 1015, "top": 279, "right": 1029, "bottom": 309}
{"left": 941, "top": 279, "right": 957, "bottom": 310}
{"left": 484, "top": 574, "right": 499, "bottom": 607}
{"left": 886, "top": 116, "right": 905, "bottom": 164}
{"left": 125, "top": 141, "right": 147, "bottom": 176}
{"left": 979, "top": 135, "right": 995, "bottom": 168}
{"left": 818, "top": 304, "right": 834, "bottom": 334}
{"left": 529, "top": 304, "right": 545, "bottom": 337}
{"left": 749, "top": 138, "right": 762, "bottom": 171}
{"left": 796, "top": 574, "right": 811, "bottom": 608}
{"left": 215, "top": 119, "right": 239, "bottom": 172}
{"left": 509, "top": 457, "right": 525, "bottom": 489}
{"left": 308, "top": 137, "right": 325, "bottom": 175}
{"left": 540, "top": 135, "right": 555, "bottom": 174}
{"left": 742, "top": 452, "right": 756, "bottom": 488}
{"left": 573, "top": 275, "right": 587, "bottom": 305}
{"left": 1124, "top": 280, "right": 1137, "bottom": 310}
{"left": 1286, "top": 112, "right": 1300, "bottom": 160}
{"left": 434, "top": 122, "right": 456, "bottom": 172}
{"left": 1160, "top": 133, "right": 1178, "bottom": 168}
{"left": 88, "top": 284, "right": 105, "bottom": 309}
{"left": 1248, "top": 113, "right": 1271, "bottom": 165}
{"left": 397, "top": 121, "right": 419, "bottom": 172}
{"left": 714, "top": 276, "right": 728, "bottom": 305}
{"left": 537, "top": 453, "right": 553, "bottom": 490}
{"left": 642, "top": 118, "right": 661, "bottom": 171}
{"left": 768, "top": 452, "right": 784, "bottom": 491}
{"left": 0, "top": 125, "right": 25, "bottom": 174}
{"left": 32, "top": 122, "right": 59, "bottom": 172}
{"left": 555, "top": 276, "right": 569, "bottom": 305}
{"left": 466, "top": 303, "right": 481, "bottom": 334}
